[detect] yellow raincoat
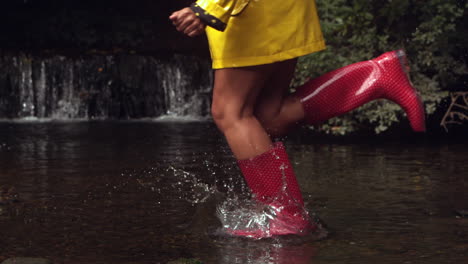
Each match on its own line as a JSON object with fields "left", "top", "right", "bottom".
{"left": 191, "top": 0, "right": 326, "bottom": 69}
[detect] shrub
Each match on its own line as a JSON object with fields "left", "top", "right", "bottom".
{"left": 293, "top": 0, "right": 468, "bottom": 134}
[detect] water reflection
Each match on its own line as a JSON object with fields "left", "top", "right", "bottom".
{"left": 214, "top": 239, "right": 317, "bottom": 264}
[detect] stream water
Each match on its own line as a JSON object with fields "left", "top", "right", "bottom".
{"left": 0, "top": 121, "right": 467, "bottom": 264}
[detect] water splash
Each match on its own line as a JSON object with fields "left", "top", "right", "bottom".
{"left": 166, "top": 165, "right": 215, "bottom": 204}
{"left": 122, "top": 161, "right": 325, "bottom": 240}
{"left": 216, "top": 196, "right": 274, "bottom": 236}
{"left": 215, "top": 192, "right": 320, "bottom": 239}
{"left": 129, "top": 165, "right": 217, "bottom": 204}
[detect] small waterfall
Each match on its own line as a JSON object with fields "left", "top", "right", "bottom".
{"left": 0, "top": 53, "right": 213, "bottom": 120}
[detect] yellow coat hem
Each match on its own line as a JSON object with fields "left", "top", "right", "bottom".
{"left": 211, "top": 40, "right": 326, "bottom": 69}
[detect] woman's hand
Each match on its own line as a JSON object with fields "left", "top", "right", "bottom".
{"left": 169, "top": 7, "right": 206, "bottom": 37}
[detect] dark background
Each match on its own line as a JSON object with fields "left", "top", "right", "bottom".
{"left": 0, "top": 0, "right": 208, "bottom": 55}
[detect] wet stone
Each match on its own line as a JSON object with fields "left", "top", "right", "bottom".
{"left": 1, "top": 258, "right": 52, "bottom": 264}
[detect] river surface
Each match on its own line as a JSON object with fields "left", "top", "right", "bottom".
{"left": 0, "top": 121, "right": 467, "bottom": 264}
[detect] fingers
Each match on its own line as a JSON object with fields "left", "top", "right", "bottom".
{"left": 187, "top": 24, "right": 206, "bottom": 37}
{"left": 169, "top": 7, "right": 206, "bottom": 37}
{"left": 177, "top": 15, "right": 195, "bottom": 32}
{"left": 169, "top": 11, "right": 183, "bottom": 27}
{"left": 169, "top": 9, "right": 181, "bottom": 23}
{"left": 169, "top": 8, "right": 191, "bottom": 29}
{"left": 169, "top": 13, "right": 177, "bottom": 21}
{"left": 184, "top": 19, "right": 205, "bottom": 36}
{"left": 175, "top": 10, "right": 197, "bottom": 31}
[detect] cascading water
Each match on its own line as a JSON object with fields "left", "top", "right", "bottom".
{"left": 0, "top": 53, "right": 213, "bottom": 120}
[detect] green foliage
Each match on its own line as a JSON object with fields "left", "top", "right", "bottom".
{"left": 293, "top": 0, "right": 468, "bottom": 134}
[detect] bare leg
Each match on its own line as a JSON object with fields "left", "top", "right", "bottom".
{"left": 213, "top": 61, "right": 314, "bottom": 238}
{"left": 211, "top": 64, "right": 276, "bottom": 160}
{"left": 255, "top": 59, "right": 305, "bottom": 137}
{"left": 258, "top": 51, "right": 426, "bottom": 134}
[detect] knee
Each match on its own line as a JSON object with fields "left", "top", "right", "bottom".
{"left": 211, "top": 102, "right": 227, "bottom": 130}
{"left": 211, "top": 100, "right": 245, "bottom": 133}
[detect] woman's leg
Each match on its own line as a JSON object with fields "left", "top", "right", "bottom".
{"left": 254, "top": 59, "right": 305, "bottom": 137}
{"left": 256, "top": 50, "right": 426, "bottom": 136}
{"left": 213, "top": 62, "right": 313, "bottom": 238}
{"left": 211, "top": 64, "right": 275, "bottom": 160}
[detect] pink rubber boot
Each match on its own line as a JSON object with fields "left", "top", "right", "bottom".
{"left": 295, "top": 50, "right": 426, "bottom": 132}
{"left": 228, "top": 142, "right": 315, "bottom": 239}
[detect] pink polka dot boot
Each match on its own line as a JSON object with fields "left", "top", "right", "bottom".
{"left": 295, "top": 50, "right": 426, "bottom": 132}
{"left": 230, "top": 142, "right": 315, "bottom": 239}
